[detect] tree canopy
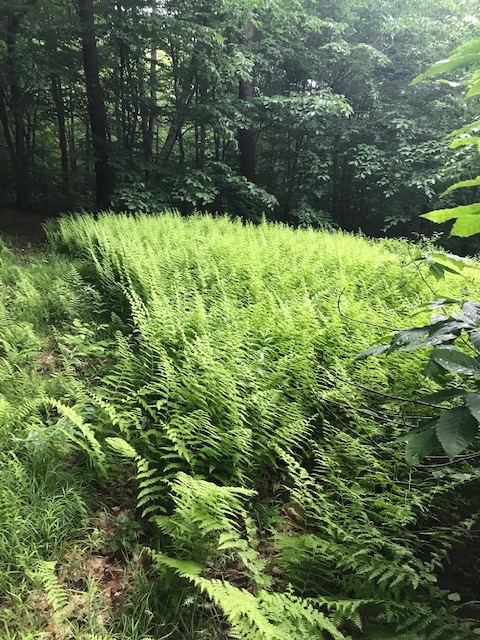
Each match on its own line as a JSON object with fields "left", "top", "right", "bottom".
{"left": 0, "top": 0, "right": 479, "bottom": 235}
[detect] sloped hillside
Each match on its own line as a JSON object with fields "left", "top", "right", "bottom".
{"left": 0, "top": 214, "right": 479, "bottom": 639}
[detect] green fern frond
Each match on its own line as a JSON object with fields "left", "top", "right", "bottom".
{"left": 47, "top": 398, "right": 106, "bottom": 473}
{"left": 32, "top": 560, "right": 69, "bottom": 615}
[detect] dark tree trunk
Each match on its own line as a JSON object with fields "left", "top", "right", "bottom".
{"left": 51, "top": 76, "right": 70, "bottom": 195}
{"left": 146, "top": 47, "right": 157, "bottom": 162}
{"left": 68, "top": 87, "right": 77, "bottom": 175}
{"left": 5, "top": 9, "right": 31, "bottom": 207}
{"left": 0, "top": 84, "right": 15, "bottom": 168}
{"left": 158, "top": 48, "right": 196, "bottom": 164}
{"left": 237, "top": 20, "right": 256, "bottom": 184}
{"left": 77, "top": 0, "right": 114, "bottom": 208}
{"left": 238, "top": 77, "right": 256, "bottom": 182}
{"left": 194, "top": 75, "right": 206, "bottom": 169}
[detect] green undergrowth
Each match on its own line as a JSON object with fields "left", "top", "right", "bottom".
{"left": 1, "top": 213, "right": 480, "bottom": 638}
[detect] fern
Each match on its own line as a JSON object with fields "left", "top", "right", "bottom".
{"left": 154, "top": 472, "right": 254, "bottom": 538}
{"left": 1, "top": 216, "right": 478, "bottom": 638}
{"left": 106, "top": 436, "right": 166, "bottom": 517}
{"left": 31, "top": 560, "right": 69, "bottom": 615}
{"left": 47, "top": 398, "right": 106, "bottom": 474}
{"left": 151, "top": 554, "right": 345, "bottom": 640}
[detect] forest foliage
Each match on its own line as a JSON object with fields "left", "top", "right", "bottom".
{"left": 1, "top": 214, "right": 480, "bottom": 638}
{"left": 3, "top": 0, "right": 480, "bottom": 638}
{"left": 0, "top": 0, "right": 479, "bottom": 237}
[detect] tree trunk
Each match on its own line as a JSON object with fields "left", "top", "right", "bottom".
{"left": 5, "top": 10, "right": 30, "bottom": 207}
{"left": 68, "top": 87, "right": 77, "bottom": 176}
{"left": 237, "top": 20, "right": 256, "bottom": 184}
{"left": 51, "top": 76, "right": 70, "bottom": 195}
{"left": 0, "top": 84, "right": 16, "bottom": 168}
{"left": 146, "top": 47, "right": 157, "bottom": 162}
{"left": 77, "top": 0, "right": 114, "bottom": 208}
{"left": 158, "top": 48, "right": 196, "bottom": 164}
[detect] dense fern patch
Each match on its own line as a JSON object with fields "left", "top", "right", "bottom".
{"left": 1, "top": 215, "right": 480, "bottom": 638}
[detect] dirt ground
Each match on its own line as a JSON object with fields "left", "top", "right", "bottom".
{"left": 0, "top": 208, "right": 51, "bottom": 250}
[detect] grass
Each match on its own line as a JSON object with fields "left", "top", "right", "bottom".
{"left": 0, "top": 213, "right": 479, "bottom": 638}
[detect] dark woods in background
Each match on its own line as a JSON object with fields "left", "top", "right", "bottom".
{"left": 0, "top": 0, "right": 478, "bottom": 238}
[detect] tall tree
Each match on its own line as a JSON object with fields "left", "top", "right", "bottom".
{"left": 1, "top": 0, "right": 39, "bottom": 207}
{"left": 76, "top": 0, "right": 114, "bottom": 208}
{"left": 237, "top": 18, "right": 257, "bottom": 183}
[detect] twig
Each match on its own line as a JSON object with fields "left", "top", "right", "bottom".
{"left": 418, "top": 451, "right": 480, "bottom": 468}
{"left": 337, "top": 287, "right": 400, "bottom": 332}
{"left": 325, "top": 371, "right": 446, "bottom": 410}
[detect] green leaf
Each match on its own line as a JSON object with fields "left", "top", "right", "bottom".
{"left": 429, "top": 252, "right": 468, "bottom": 271}
{"left": 462, "top": 302, "right": 480, "bottom": 323}
{"left": 466, "top": 392, "right": 480, "bottom": 421}
{"left": 469, "top": 329, "right": 480, "bottom": 349}
{"left": 356, "top": 344, "right": 390, "bottom": 360}
{"left": 435, "top": 407, "right": 478, "bottom": 459}
{"left": 392, "top": 327, "right": 429, "bottom": 345}
{"left": 466, "top": 80, "right": 480, "bottom": 98}
{"left": 424, "top": 358, "right": 444, "bottom": 379}
{"left": 405, "top": 427, "right": 439, "bottom": 465}
{"left": 412, "top": 298, "right": 460, "bottom": 312}
{"left": 412, "top": 55, "right": 480, "bottom": 85}
{"left": 411, "top": 38, "right": 480, "bottom": 84}
{"left": 451, "top": 213, "right": 480, "bottom": 237}
{"left": 421, "top": 203, "right": 480, "bottom": 224}
{"left": 450, "top": 135, "right": 480, "bottom": 149}
{"left": 421, "top": 388, "right": 466, "bottom": 403}
{"left": 151, "top": 551, "right": 203, "bottom": 576}
{"left": 429, "top": 262, "right": 447, "bottom": 279}
{"left": 442, "top": 175, "right": 480, "bottom": 195}
{"left": 106, "top": 436, "right": 138, "bottom": 459}
{"left": 431, "top": 348, "right": 480, "bottom": 375}
{"left": 399, "top": 333, "right": 458, "bottom": 351}
{"left": 449, "top": 121, "right": 480, "bottom": 137}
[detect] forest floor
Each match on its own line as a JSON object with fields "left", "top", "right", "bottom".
{"left": 1, "top": 213, "right": 480, "bottom": 639}
{"left": 0, "top": 208, "right": 49, "bottom": 251}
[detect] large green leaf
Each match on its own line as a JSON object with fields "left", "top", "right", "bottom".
{"left": 412, "top": 38, "right": 480, "bottom": 84}
{"left": 442, "top": 176, "right": 480, "bottom": 195}
{"left": 452, "top": 38, "right": 480, "bottom": 58}
{"left": 427, "top": 252, "right": 469, "bottom": 270}
{"left": 431, "top": 348, "right": 480, "bottom": 375}
{"left": 399, "top": 333, "right": 458, "bottom": 351}
{"left": 449, "top": 120, "right": 480, "bottom": 137}
{"left": 463, "top": 302, "right": 480, "bottom": 323}
{"left": 467, "top": 81, "right": 480, "bottom": 98}
{"left": 356, "top": 344, "right": 390, "bottom": 360}
{"left": 466, "top": 70, "right": 480, "bottom": 98}
{"left": 412, "top": 54, "right": 480, "bottom": 84}
{"left": 469, "top": 329, "right": 480, "bottom": 349}
{"left": 450, "top": 135, "right": 480, "bottom": 149}
{"left": 405, "top": 427, "right": 439, "bottom": 465}
{"left": 451, "top": 213, "right": 480, "bottom": 237}
{"left": 421, "top": 203, "right": 480, "bottom": 224}
{"left": 466, "top": 393, "right": 480, "bottom": 421}
{"left": 435, "top": 407, "right": 478, "bottom": 459}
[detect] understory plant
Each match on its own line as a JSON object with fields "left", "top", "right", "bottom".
{"left": 40, "top": 213, "right": 480, "bottom": 638}
{"left": 2, "top": 213, "right": 480, "bottom": 637}
{"left": 360, "top": 36, "right": 480, "bottom": 465}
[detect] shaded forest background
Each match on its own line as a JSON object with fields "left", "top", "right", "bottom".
{"left": 1, "top": 0, "right": 479, "bottom": 238}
